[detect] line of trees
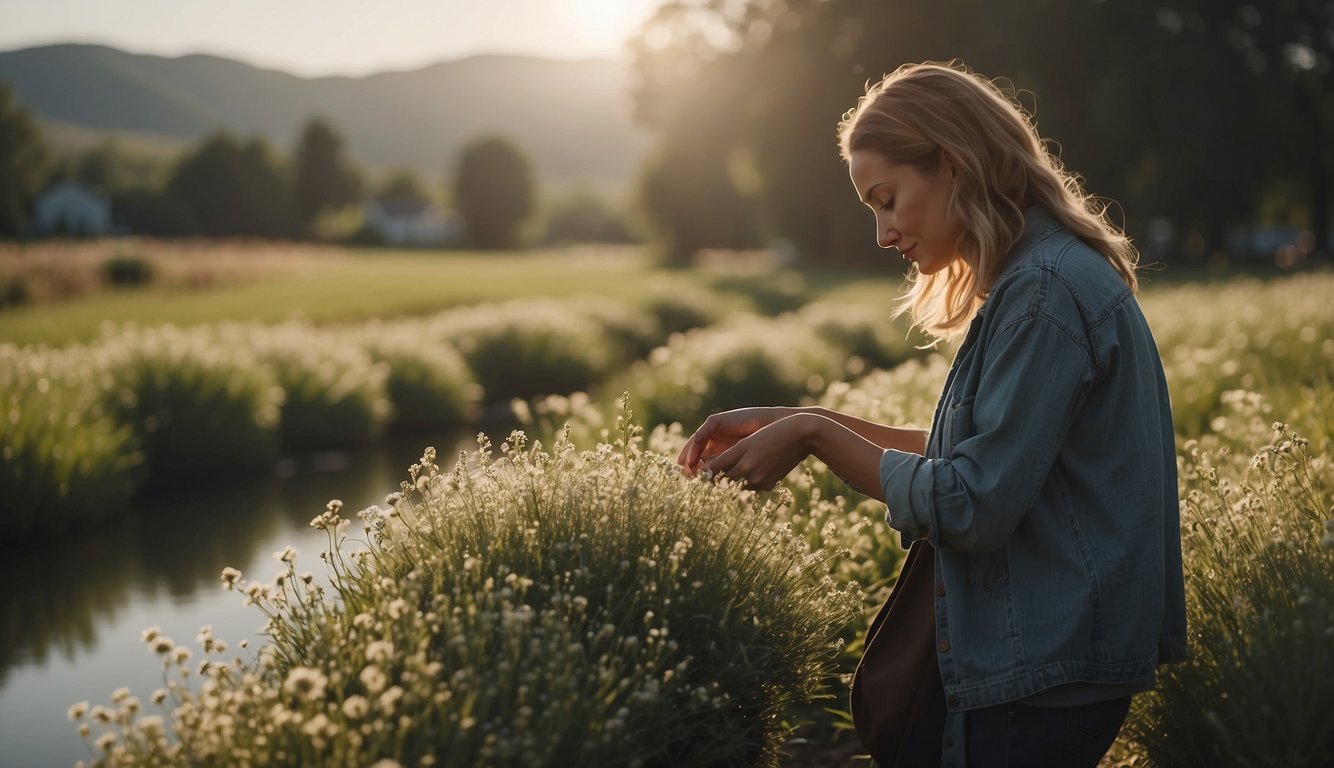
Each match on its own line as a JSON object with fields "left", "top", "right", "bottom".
{"left": 628, "top": 0, "right": 1333, "bottom": 265}
{"left": 0, "top": 82, "right": 635, "bottom": 249}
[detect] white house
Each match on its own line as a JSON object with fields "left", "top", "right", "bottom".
{"left": 363, "top": 197, "right": 463, "bottom": 246}
{"left": 32, "top": 180, "right": 114, "bottom": 236}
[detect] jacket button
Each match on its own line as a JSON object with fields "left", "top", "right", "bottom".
{"left": 935, "top": 583, "right": 946, "bottom": 596}
{"left": 947, "top": 694, "right": 960, "bottom": 707}
{"left": 943, "top": 737, "right": 955, "bottom": 748}
{"left": 937, "top": 639, "right": 950, "bottom": 653}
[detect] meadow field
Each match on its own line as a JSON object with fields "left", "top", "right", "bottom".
{"left": 2, "top": 241, "right": 1332, "bottom": 766}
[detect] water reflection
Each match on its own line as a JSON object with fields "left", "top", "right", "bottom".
{"left": 0, "top": 428, "right": 478, "bottom": 767}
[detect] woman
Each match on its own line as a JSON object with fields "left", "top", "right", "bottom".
{"left": 677, "top": 62, "right": 1188, "bottom": 767}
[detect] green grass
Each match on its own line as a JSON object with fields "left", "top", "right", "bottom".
{"left": 0, "top": 247, "right": 703, "bottom": 346}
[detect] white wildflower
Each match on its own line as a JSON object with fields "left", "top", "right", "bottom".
{"left": 283, "top": 667, "right": 328, "bottom": 702}
{"left": 220, "top": 567, "right": 242, "bottom": 589}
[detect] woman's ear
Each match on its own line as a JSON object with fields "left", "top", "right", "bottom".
{"left": 941, "top": 149, "right": 958, "bottom": 179}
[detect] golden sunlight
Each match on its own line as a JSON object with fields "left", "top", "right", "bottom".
{"left": 562, "top": 0, "right": 662, "bottom": 53}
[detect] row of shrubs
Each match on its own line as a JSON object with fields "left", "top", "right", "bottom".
{"left": 67, "top": 392, "right": 1334, "bottom": 768}
{"left": 61, "top": 272, "right": 1334, "bottom": 766}
{"left": 3, "top": 288, "right": 927, "bottom": 538}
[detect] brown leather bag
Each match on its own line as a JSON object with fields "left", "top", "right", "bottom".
{"left": 850, "top": 541, "right": 940, "bottom": 766}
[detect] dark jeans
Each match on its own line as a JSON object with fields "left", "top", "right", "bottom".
{"left": 964, "top": 696, "right": 1130, "bottom": 768}
{"left": 896, "top": 668, "right": 1130, "bottom": 768}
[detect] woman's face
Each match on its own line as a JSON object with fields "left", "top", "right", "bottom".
{"left": 848, "top": 149, "right": 962, "bottom": 275}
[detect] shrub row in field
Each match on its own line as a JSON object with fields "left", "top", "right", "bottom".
{"left": 70, "top": 425, "right": 860, "bottom": 767}
{"left": 47, "top": 272, "right": 1334, "bottom": 765}
{"left": 3, "top": 288, "right": 918, "bottom": 537}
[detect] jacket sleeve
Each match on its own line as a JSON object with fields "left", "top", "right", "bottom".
{"left": 879, "top": 310, "right": 1094, "bottom": 553}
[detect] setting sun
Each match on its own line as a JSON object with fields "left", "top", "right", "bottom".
{"left": 564, "top": 0, "right": 661, "bottom": 51}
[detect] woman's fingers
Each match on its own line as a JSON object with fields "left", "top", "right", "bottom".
{"left": 679, "top": 426, "right": 713, "bottom": 473}
{"left": 679, "top": 412, "right": 726, "bottom": 471}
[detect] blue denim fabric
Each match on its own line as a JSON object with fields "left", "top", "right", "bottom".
{"left": 879, "top": 206, "right": 1190, "bottom": 721}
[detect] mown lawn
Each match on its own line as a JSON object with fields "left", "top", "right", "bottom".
{"left": 0, "top": 246, "right": 718, "bottom": 346}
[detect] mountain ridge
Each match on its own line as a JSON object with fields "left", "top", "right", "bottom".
{"left": 0, "top": 42, "right": 650, "bottom": 185}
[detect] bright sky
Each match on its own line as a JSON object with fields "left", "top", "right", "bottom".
{"left": 0, "top": 0, "right": 667, "bottom": 77}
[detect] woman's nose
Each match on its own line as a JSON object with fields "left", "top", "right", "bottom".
{"left": 878, "top": 226, "right": 899, "bottom": 250}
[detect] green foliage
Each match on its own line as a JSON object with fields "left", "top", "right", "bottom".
{"left": 101, "top": 251, "right": 154, "bottom": 287}
{"left": 0, "top": 344, "right": 140, "bottom": 536}
{"left": 246, "top": 324, "right": 391, "bottom": 453}
{"left": 453, "top": 135, "right": 539, "bottom": 249}
{"left": 0, "top": 81, "right": 50, "bottom": 236}
{"left": 1141, "top": 273, "right": 1334, "bottom": 438}
{"left": 569, "top": 299, "right": 663, "bottom": 362}
{"left": 620, "top": 315, "right": 845, "bottom": 429}
{"left": 636, "top": 132, "right": 761, "bottom": 266}
{"left": 103, "top": 326, "right": 282, "bottom": 488}
{"left": 542, "top": 188, "right": 635, "bottom": 245}
{"left": 109, "top": 186, "right": 198, "bottom": 236}
{"left": 642, "top": 287, "right": 736, "bottom": 336}
{"left": 0, "top": 272, "right": 27, "bottom": 308}
{"left": 375, "top": 168, "right": 429, "bottom": 201}
{"left": 627, "top": 1, "right": 1333, "bottom": 262}
{"left": 1125, "top": 412, "right": 1334, "bottom": 767}
{"left": 705, "top": 270, "right": 810, "bottom": 315}
{"left": 167, "top": 132, "right": 297, "bottom": 237}
{"left": 292, "top": 117, "right": 362, "bottom": 230}
{"left": 795, "top": 300, "right": 929, "bottom": 371}
{"left": 73, "top": 428, "right": 860, "bottom": 767}
{"left": 428, "top": 300, "right": 615, "bottom": 403}
{"left": 356, "top": 328, "right": 481, "bottom": 431}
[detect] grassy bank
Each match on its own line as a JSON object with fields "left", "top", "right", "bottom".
{"left": 0, "top": 245, "right": 711, "bottom": 347}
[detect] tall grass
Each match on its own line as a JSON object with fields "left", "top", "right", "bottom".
{"left": 619, "top": 315, "right": 846, "bottom": 430}
{"left": 1122, "top": 401, "right": 1334, "bottom": 767}
{"left": 356, "top": 328, "right": 481, "bottom": 431}
{"left": 245, "top": 323, "right": 392, "bottom": 452}
{"left": 102, "top": 326, "right": 282, "bottom": 488}
{"left": 0, "top": 344, "right": 141, "bottom": 535}
{"left": 70, "top": 415, "right": 860, "bottom": 767}
{"left": 426, "top": 300, "right": 617, "bottom": 403}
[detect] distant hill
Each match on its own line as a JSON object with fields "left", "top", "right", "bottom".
{"left": 0, "top": 43, "right": 650, "bottom": 187}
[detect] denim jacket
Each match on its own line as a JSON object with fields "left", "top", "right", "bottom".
{"left": 879, "top": 206, "right": 1190, "bottom": 716}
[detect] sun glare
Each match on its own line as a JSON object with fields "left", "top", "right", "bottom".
{"left": 562, "top": 0, "right": 659, "bottom": 53}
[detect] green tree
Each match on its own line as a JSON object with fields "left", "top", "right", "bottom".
{"left": 167, "top": 132, "right": 297, "bottom": 237}
{"left": 293, "top": 117, "right": 362, "bottom": 232}
{"left": 0, "top": 81, "right": 50, "bottom": 236}
{"left": 542, "top": 187, "right": 635, "bottom": 245}
{"left": 627, "top": 0, "right": 1320, "bottom": 264}
{"left": 376, "top": 168, "right": 429, "bottom": 200}
{"left": 452, "top": 135, "right": 538, "bottom": 249}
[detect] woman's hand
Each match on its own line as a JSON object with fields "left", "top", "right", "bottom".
{"left": 677, "top": 406, "right": 799, "bottom": 477}
{"left": 699, "top": 414, "right": 820, "bottom": 491}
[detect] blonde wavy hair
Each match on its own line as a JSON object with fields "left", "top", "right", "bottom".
{"left": 837, "top": 61, "right": 1138, "bottom": 339}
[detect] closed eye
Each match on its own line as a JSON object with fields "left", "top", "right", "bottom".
{"left": 879, "top": 197, "right": 895, "bottom": 212}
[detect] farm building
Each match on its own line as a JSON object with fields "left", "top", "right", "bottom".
{"left": 31, "top": 180, "right": 114, "bottom": 236}
{"left": 363, "top": 197, "right": 463, "bottom": 246}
